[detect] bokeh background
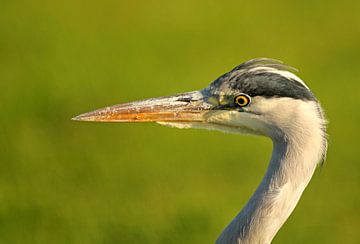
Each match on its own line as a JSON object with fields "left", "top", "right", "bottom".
{"left": 1, "top": 0, "right": 359, "bottom": 243}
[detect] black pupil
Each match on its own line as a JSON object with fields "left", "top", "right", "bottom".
{"left": 237, "top": 97, "right": 246, "bottom": 105}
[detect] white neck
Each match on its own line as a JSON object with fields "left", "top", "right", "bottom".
{"left": 215, "top": 103, "right": 326, "bottom": 244}
{"left": 159, "top": 99, "right": 327, "bottom": 244}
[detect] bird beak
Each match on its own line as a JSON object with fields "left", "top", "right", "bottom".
{"left": 72, "top": 91, "right": 215, "bottom": 123}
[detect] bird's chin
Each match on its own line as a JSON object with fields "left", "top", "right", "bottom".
{"left": 157, "top": 121, "right": 263, "bottom": 136}
{"left": 195, "top": 110, "right": 265, "bottom": 135}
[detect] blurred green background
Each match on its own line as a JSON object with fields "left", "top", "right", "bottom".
{"left": 1, "top": 0, "right": 359, "bottom": 243}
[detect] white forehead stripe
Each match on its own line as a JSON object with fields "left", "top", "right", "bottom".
{"left": 248, "top": 67, "right": 310, "bottom": 90}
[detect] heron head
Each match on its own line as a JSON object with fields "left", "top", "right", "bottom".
{"left": 73, "top": 58, "right": 326, "bottom": 142}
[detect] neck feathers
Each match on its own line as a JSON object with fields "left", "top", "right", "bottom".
{"left": 216, "top": 100, "right": 327, "bottom": 244}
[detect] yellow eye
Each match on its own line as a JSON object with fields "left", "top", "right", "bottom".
{"left": 234, "top": 94, "right": 251, "bottom": 107}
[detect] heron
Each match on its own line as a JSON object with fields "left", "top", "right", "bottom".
{"left": 73, "top": 58, "right": 327, "bottom": 243}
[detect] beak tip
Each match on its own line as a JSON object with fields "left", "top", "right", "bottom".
{"left": 71, "top": 113, "right": 94, "bottom": 122}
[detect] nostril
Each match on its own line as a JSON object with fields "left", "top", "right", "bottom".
{"left": 177, "top": 97, "right": 193, "bottom": 103}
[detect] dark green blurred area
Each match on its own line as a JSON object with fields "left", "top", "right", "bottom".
{"left": 1, "top": 0, "right": 359, "bottom": 243}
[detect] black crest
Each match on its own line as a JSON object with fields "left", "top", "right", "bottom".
{"left": 207, "top": 58, "right": 316, "bottom": 101}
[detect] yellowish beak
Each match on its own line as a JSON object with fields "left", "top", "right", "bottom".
{"left": 72, "top": 91, "right": 214, "bottom": 123}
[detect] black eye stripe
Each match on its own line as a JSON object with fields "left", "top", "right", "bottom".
{"left": 208, "top": 63, "right": 316, "bottom": 102}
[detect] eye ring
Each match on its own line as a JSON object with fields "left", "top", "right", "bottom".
{"left": 234, "top": 94, "right": 251, "bottom": 107}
